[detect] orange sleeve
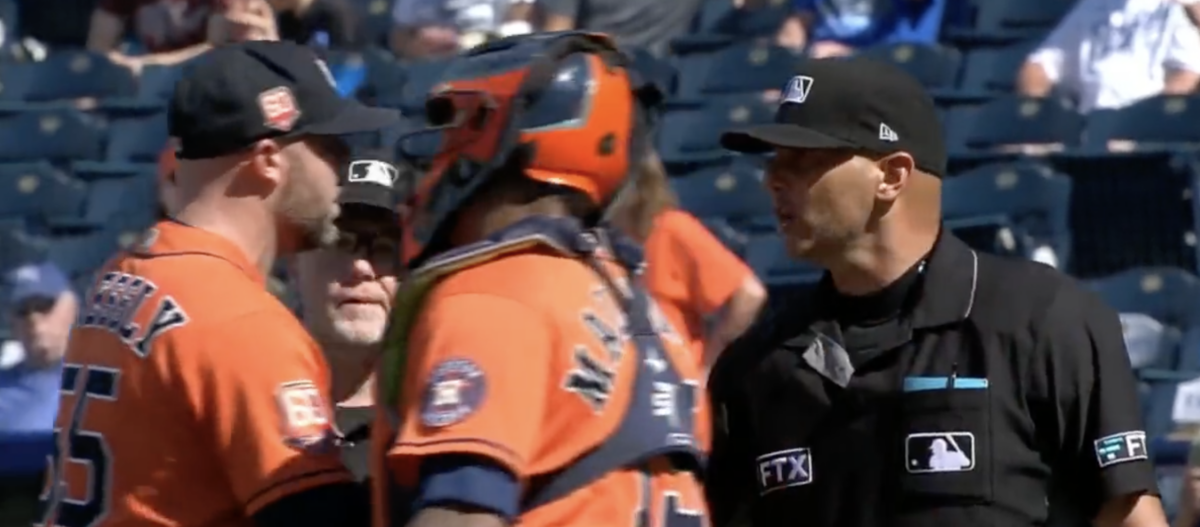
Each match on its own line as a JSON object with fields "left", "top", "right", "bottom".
{"left": 185, "top": 310, "right": 352, "bottom": 514}
{"left": 390, "top": 293, "right": 551, "bottom": 478}
{"left": 662, "top": 210, "right": 755, "bottom": 315}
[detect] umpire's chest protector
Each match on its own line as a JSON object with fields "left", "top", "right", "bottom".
{"left": 726, "top": 234, "right": 1064, "bottom": 527}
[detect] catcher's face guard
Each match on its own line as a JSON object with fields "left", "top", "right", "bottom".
{"left": 398, "top": 31, "right": 663, "bottom": 267}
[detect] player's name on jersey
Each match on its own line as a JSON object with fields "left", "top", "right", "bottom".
{"left": 77, "top": 271, "right": 190, "bottom": 356}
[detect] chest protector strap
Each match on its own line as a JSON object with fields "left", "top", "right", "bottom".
{"left": 376, "top": 215, "right": 701, "bottom": 517}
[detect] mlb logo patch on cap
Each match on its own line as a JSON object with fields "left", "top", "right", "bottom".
{"left": 349, "top": 160, "right": 399, "bottom": 188}
{"left": 782, "top": 75, "right": 814, "bottom": 104}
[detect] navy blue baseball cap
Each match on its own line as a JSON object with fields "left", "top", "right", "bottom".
{"left": 6, "top": 262, "right": 70, "bottom": 310}
{"left": 169, "top": 40, "right": 401, "bottom": 160}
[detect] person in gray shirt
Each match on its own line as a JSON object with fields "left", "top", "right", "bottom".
{"left": 538, "top": 0, "right": 705, "bottom": 56}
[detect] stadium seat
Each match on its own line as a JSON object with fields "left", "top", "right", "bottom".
{"left": 0, "top": 51, "right": 136, "bottom": 102}
{"left": 675, "top": 0, "right": 792, "bottom": 53}
{"left": 83, "top": 174, "right": 158, "bottom": 228}
{"left": 944, "top": 161, "right": 1072, "bottom": 262}
{"left": 1088, "top": 267, "right": 1200, "bottom": 329}
{"left": 674, "top": 41, "right": 799, "bottom": 100}
{"left": 948, "top": 96, "right": 1083, "bottom": 150}
{"left": 388, "top": 59, "right": 452, "bottom": 114}
{"left": 970, "top": 0, "right": 1075, "bottom": 33}
{"left": 857, "top": 43, "right": 962, "bottom": 89}
{"left": 743, "top": 233, "right": 821, "bottom": 286}
{"left": 138, "top": 64, "right": 190, "bottom": 102}
{"left": 671, "top": 159, "right": 771, "bottom": 223}
{"left": 958, "top": 42, "right": 1036, "bottom": 93}
{"left": 1082, "top": 95, "right": 1200, "bottom": 151}
{"left": 0, "top": 162, "right": 87, "bottom": 219}
{"left": 45, "top": 228, "right": 136, "bottom": 279}
{"left": 357, "top": 60, "right": 407, "bottom": 106}
{"left": 347, "top": 0, "right": 394, "bottom": 47}
{"left": 0, "top": 107, "right": 104, "bottom": 162}
{"left": 657, "top": 95, "right": 774, "bottom": 164}
{"left": 106, "top": 110, "right": 169, "bottom": 162}
{"left": 628, "top": 47, "right": 678, "bottom": 96}
{"left": 1141, "top": 369, "right": 1200, "bottom": 439}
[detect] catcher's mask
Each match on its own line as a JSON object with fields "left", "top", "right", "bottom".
{"left": 398, "top": 31, "right": 663, "bottom": 268}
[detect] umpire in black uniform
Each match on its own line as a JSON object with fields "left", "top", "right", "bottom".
{"left": 705, "top": 56, "right": 1167, "bottom": 527}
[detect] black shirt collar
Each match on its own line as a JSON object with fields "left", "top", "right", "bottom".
{"left": 811, "top": 229, "right": 979, "bottom": 330}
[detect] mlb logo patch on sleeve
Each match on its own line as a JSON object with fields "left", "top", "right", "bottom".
{"left": 1094, "top": 431, "right": 1148, "bottom": 468}
{"left": 906, "top": 432, "right": 975, "bottom": 473}
{"left": 756, "top": 448, "right": 812, "bottom": 495}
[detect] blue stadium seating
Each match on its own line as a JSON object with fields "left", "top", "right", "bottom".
{"left": 0, "top": 51, "right": 136, "bottom": 102}
{"left": 1088, "top": 267, "right": 1200, "bottom": 329}
{"left": 106, "top": 110, "right": 169, "bottom": 163}
{"left": 1140, "top": 369, "right": 1200, "bottom": 439}
{"left": 1082, "top": 95, "right": 1200, "bottom": 152}
{"left": 857, "top": 43, "right": 962, "bottom": 89}
{"left": 947, "top": 96, "right": 1083, "bottom": 150}
{"left": 743, "top": 234, "right": 821, "bottom": 286}
{"left": 0, "top": 107, "right": 104, "bottom": 162}
{"left": 958, "top": 42, "right": 1036, "bottom": 93}
{"left": 674, "top": 41, "right": 798, "bottom": 100}
{"left": 657, "top": 95, "right": 774, "bottom": 164}
{"left": 671, "top": 158, "right": 771, "bottom": 223}
{"left": 138, "top": 64, "right": 189, "bottom": 102}
{"left": 390, "top": 59, "right": 452, "bottom": 114}
{"left": 82, "top": 172, "right": 158, "bottom": 229}
{"left": 943, "top": 161, "right": 1072, "bottom": 263}
{"left": 968, "top": 0, "right": 1075, "bottom": 33}
{"left": 0, "top": 162, "right": 87, "bottom": 219}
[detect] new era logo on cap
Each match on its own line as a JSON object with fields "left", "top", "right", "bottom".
{"left": 879, "top": 123, "right": 898, "bottom": 142}
{"left": 782, "top": 75, "right": 813, "bottom": 104}
{"left": 349, "top": 160, "right": 399, "bottom": 188}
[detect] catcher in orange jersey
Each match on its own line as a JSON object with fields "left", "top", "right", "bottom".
{"left": 371, "top": 32, "right": 709, "bottom": 527}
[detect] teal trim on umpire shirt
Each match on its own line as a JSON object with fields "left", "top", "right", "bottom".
{"left": 903, "top": 376, "right": 989, "bottom": 392}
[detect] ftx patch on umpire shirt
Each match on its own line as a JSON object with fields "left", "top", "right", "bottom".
{"left": 1094, "top": 431, "right": 1148, "bottom": 468}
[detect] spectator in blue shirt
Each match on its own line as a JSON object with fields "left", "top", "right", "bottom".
{"left": 0, "top": 262, "right": 76, "bottom": 526}
{"left": 775, "top": 0, "right": 946, "bottom": 58}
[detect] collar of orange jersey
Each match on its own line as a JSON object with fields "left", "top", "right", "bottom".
{"left": 129, "top": 219, "right": 267, "bottom": 286}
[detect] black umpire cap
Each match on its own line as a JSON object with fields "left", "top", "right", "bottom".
{"left": 169, "top": 40, "right": 400, "bottom": 160}
{"left": 720, "top": 55, "right": 947, "bottom": 178}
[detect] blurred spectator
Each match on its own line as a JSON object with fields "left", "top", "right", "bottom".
{"left": 1017, "top": 0, "right": 1200, "bottom": 113}
{"left": 536, "top": 0, "right": 705, "bottom": 57}
{"left": 269, "top": 0, "right": 362, "bottom": 49}
{"left": 775, "top": 0, "right": 946, "bottom": 57}
{"left": 391, "top": 0, "right": 529, "bottom": 59}
{"left": 610, "top": 153, "right": 766, "bottom": 373}
{"left": 86, "top": 0, "right": 277, "bottom": 75}
{"left": 0, "top": 262, "right": 77, "bottom": 527}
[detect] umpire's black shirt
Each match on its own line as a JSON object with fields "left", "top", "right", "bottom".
{"left": 705, "top": 232, "right": 1157, "bottom": 527}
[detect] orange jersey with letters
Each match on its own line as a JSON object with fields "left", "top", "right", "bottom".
{"left": 41, "top": 221, "right": 351, "bottom": 527}
{"left": 372, "top": 239, "right": 708, "bottom": 527}
{"left": 643, "top": 209, "right": 755, "bottom": 361}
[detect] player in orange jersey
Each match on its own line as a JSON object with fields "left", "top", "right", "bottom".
{"left": 370, "top": 31, "right": 709, "bottom": 527}
{"left": 610, "top": 152, "right": 766, "bottom": 375}
{"left": 40, "top": 41, "right": 398, "bottom": 527}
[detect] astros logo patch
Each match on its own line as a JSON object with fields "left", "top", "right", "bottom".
{"left": 421, "top": 358, "right": 487, "bottom": 428}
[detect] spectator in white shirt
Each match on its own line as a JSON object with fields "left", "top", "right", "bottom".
{"left": 1017, "top": 0, "right": 1200, "bottom": 113}
{"left": 391, "top": 0, "right": 531, "bottom": 59}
